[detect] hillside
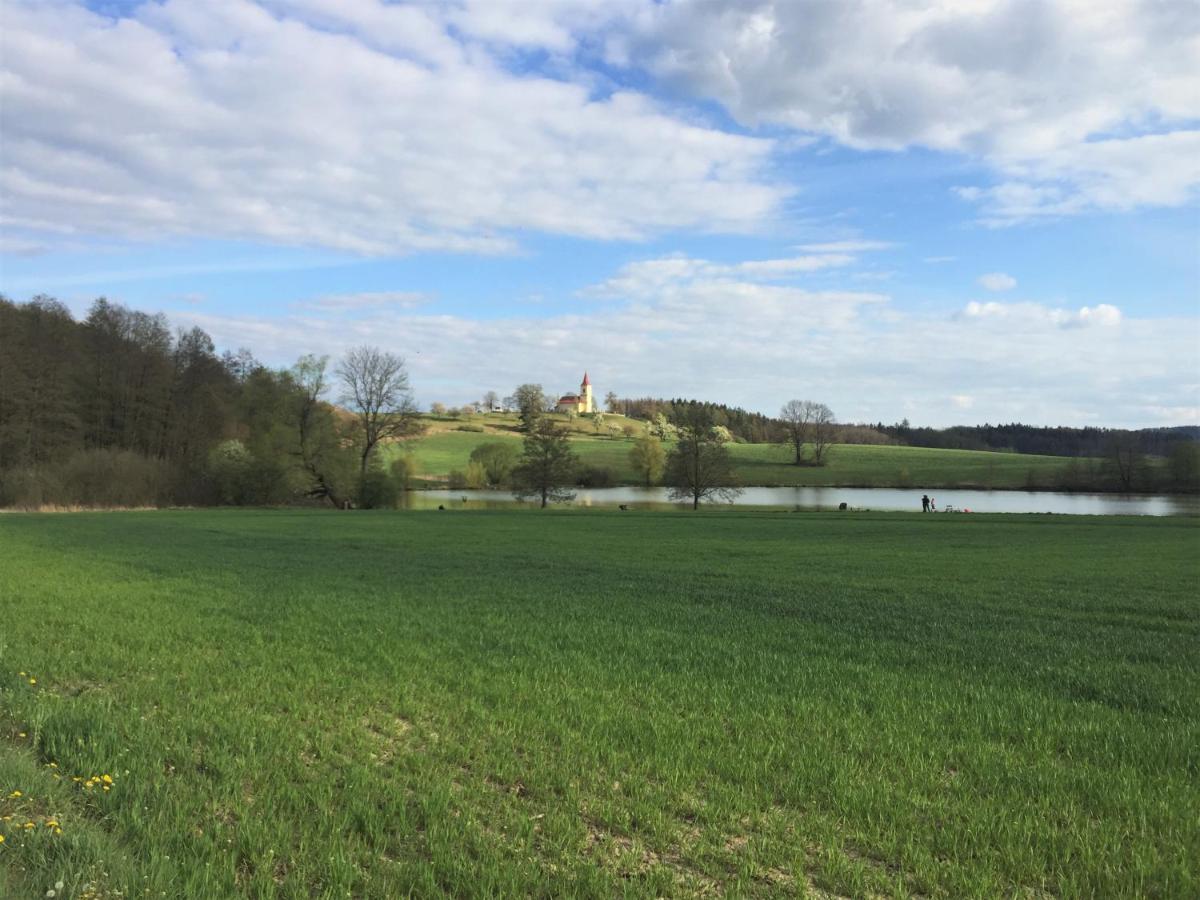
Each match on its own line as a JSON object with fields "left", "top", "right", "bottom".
{"left": 389, "top": 413, "right": 1104, "bottom": 491}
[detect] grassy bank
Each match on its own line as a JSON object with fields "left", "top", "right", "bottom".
{"left": 391, "top": 414, "right": 1096, "bottom": 490}
{"left": 2, "top": 509, "right": 1197, "bottom": 897}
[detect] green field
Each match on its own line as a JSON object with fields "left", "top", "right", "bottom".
{"left": 393, "top": 415, "right": 1082, "bottom": 490}
{"left": 2, "top": 510, "right": 1197, "bottom": 898}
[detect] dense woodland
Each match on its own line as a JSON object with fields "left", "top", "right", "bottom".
{"left": 1, "top": 295, "right": 1197, "bottom": 507}
{"left": 0, "top": 295, "right": 371, "bottom": 509}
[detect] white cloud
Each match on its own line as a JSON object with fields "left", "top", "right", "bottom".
{"left": 977, "top": 272, "right": 1016, "bottom": 292}
{"left": 0, "top": 0, "right": 782, "bottom": 255}
{"left": 607, "top": 0, "right": 1200, "bottom": 222}
{"left": 163, "top": 253, "right": 1194, "bottom": 428}
{"left": 962, "top": 300, "right": 1122, "bottom": 328}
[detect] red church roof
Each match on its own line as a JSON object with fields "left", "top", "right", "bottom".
{"left": 581, "top": 371, "right": 591, "bottom": 386}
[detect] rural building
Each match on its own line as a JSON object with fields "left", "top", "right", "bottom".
{"left": 556, "top": 372, "right": 594, "bottom": 414}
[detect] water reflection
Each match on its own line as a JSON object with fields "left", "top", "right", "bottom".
{"left": 406, "top": 486, "right": 1199, "bottom": 516}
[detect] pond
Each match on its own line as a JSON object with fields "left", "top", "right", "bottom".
{"left": 405, "top": 485, "right": 1200, "bottom": 516}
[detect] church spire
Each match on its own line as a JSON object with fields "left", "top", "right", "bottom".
{"left": 581, "top": 371, "right": 590, "bottom": 387}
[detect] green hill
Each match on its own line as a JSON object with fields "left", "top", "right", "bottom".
{"left": 389, "top": 413, "right": 1092, "bottom": 490}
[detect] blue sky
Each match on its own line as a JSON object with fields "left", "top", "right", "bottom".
{"left": 2, "top": 0, "right": 1198, "bottom": 426}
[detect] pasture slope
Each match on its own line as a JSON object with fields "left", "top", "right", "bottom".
{"left": 392, "top": 415, "right": 1085, "bottom": 490}
{"left": 1, "top": 508, "right": 1197, "bottom": 898}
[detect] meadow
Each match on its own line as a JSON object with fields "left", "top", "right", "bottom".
{"left": 391, "top": 414, "right": 1082, "bottom": 490}
{"left": 1, "top": 509, "right": 1197, "bottom": 898}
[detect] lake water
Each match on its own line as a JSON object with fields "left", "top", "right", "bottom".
{"left": 407, "top": 486, "right": 1200, "bottom": 516}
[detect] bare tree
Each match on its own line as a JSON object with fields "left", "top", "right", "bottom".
{"left": 483, "top": 390, "right": 499, "bottom": 411}
{"left": 779, "top": 399, "right": 815, "bottom": 465}
{"left": 809, "top": 403, "right": 836, "bottom": 465}
{"left": 605, "top": 390, "right": 619, "bottom": 413}
{"left": 780, "top": 399, "right": 836, "bottom": 466}
{"left": 336, "top": 346, "right": 418, "bottom": 477}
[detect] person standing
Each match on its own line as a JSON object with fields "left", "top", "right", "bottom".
{"left": 930, "top": 497, "right": 936, "bottom": 512}
{"left": 921, "top": 494, "right": 930, "bottom": 513}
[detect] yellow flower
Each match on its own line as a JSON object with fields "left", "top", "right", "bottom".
{"left": 7, "top": 791, "right": 20, "bottom": 798}
{"left": 28, "top": 678, "right": 36, "bottom": 685}
{"left": 45, "top": 820, "right": 59, "bottom": 828}
{"left": 101, "top": 774, "right": 113, "bottom": 784}
{"left": 18, "top": 671, "right": 25, "bottom": 677}
{"left": 18, "top": 733, "right": 26, "bottom": 738}
{"left": 0, "top": 833, "right": 5, "bottom": 843}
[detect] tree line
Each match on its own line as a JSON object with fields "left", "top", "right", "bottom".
{"left": 0, "top": 296, "right": 420, "bottom": 509}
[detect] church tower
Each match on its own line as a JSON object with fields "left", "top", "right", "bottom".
{"left": 580, "top": 372, "right": 593, "bottom": 414}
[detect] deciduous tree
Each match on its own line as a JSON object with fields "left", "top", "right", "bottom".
{"left": 511, "top": 418, "right": 579, "bottom": 508}
{"left": 629, "top": 433, "right": 665, "bottom": 486}
{"left": 336, "top": 346, "right": 419, "bottom": 478}
{"left": 664, "top": 409, "right": 742, "bottom": 509}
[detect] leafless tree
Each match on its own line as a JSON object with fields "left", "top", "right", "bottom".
{"left": 780, "top": 399, "right": 815, "bottom": 465}
{"left": 809, "top": 402, "right": 836, "bottom": 465}
{"left": 336, "top": 346, "right": 418, "bottom": 477}
{"left": 780, "top": 399, "right": 836, "bottom": 466}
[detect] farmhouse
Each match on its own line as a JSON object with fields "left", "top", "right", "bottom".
{"left": 555, "top": 372, "right": 594, "bottom": 414}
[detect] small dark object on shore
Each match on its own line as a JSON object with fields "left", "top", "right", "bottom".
{"left": 838, "top": 502, "right": 848, "bottom": 510}
{"left": 619, "top": 504, "right": 629, "bottom": 511}
{"left": 438, "top": 504, "right": 445, "bottom": 510}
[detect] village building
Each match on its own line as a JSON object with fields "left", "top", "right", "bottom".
{"left": 555, "top": 372, "right": 594, "bottom": 414}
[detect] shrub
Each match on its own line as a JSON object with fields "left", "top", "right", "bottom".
{"left": 389, "top": 455, "right": 419, "bottom": 491}
{"left": 469, "top": 442, "right": 519, "bottom": 485}
{"left": 464, "top": 460, "right": 488, "bottom": 490}
{"left": 447, "top": 469, "right": 468, "bottom": 490}
{"left": 357, "top": 469, "right": 399, "bottom": 509}
{"left": 455, "top": 424, "right": 485, "bottom": 433}
{"left": 576, "top": 465, "right": 615, "bottom": 488}
{"left": 60, "top": 449, "right": 172, "bottom": 507}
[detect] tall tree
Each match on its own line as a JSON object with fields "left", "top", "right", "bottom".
{"left": 292, "top": 355, "right": 351, "bottom": 506}
{"left": 512, "top": 383, "right": 546, "bottom": 432}
{"left": 779, "top": 399, "right": 815, "bottom": 465}
{"left": 336, "top": 346, "right": 419, "bottom": 477}
{"left": 664, "top": 408, "right": 741, "bottom": 510}
{"left": 511, "top": 418, "right": 579, "bottom": 508}
{"left": 629, "top": 433, "right": 665, "bottom": 486}
{"left": 809, "top": 402, "right": 836, "bottom": 465}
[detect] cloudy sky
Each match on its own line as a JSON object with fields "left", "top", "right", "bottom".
{"left": 2, "top": 0, "right": 1197, "bottom": 426}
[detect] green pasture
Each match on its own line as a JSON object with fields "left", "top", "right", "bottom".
{"left": 393, "top": 415, "right": 1083, "bottom": 489}
{"left": 1, "top": 509, "right": 1197, "bottom": 898}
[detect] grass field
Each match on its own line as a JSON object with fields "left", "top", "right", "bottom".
{"left": 392, "top": 414, "right": 1082, "bottom": 490}
{"left": 2, "top": 509, "right": 1197, "bottom": 898}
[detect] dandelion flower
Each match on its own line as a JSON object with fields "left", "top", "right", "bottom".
{"left": 8, "top": 791, "right": 21, "bottom": 798}
{"left": 29, "top": 678, "right": 36, "bottom": 685}
{"left": 0, "top": 834, "right": 5, "bottom": 843}
{"left": 102, "top": 775, "right": 113, "bottom": 784}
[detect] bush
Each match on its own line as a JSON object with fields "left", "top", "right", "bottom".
{"left": 390, "top": 455, "right": 419, "bottom": 491}
{"left": 357, "top": 469, "right": 399, "bottom": 509}
{"left": 576, "top": 465, "right": 615, "bottom": 488}
{"left": 60, "top": 449, "right": 172, "bottom": 507}
{"left": 469, "top": 442, "right": 519, "bottom": 485}
{"left": 447, "top": 469, "right": 468, "bottom": 490}
{"left": 455, "top": 424, "right": 484, "bottom": 433}
{"left": 464, "top": 460, "right": 488, "bottom": 490}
